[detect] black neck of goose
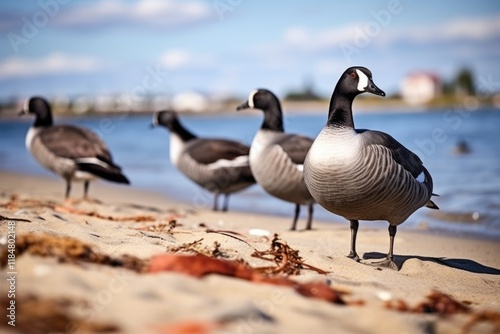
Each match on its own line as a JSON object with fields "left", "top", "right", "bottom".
{"left": 261, "top": 104, "right": 284, "bottom": 132}
{"left": 171, "top": 119, "right": 197, "bottom": 142}
{"left": 33, "top": 112, "right": 53, "bottom": 127}
{"left": 327, "top": 89, "right": 356, "bottom": 128}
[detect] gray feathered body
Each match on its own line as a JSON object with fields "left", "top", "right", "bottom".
{"left": 304, "top": 126, "right": 434, "bottom": 225}
{"left": 26, "top": 125, "right": 112, "bottom": 182}
{"left": 250, "top": 129, "right": 314, "bottom": 205}
{"left": 23, "top": 96, "right": 129, "bottom": 196}
{"left": 170, "top": 133, "right": 254, "bottom": 195}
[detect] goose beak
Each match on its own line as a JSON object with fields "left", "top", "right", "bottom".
{"left": 366, "top": 79, "right": 385, "bottom": 97}
{"left": 236, "top": 100, "right": 249, "bottom": 111}
{"left": 18, "top": 109, "right": 26, "bottom": 116}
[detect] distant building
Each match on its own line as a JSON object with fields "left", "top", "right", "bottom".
{"left": 171, "top": 91, "right": 208, "bottom": 113}
{"left": 400, "top": 72, "right": 441, "bottom": 105}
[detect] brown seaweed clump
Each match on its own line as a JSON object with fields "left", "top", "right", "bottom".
{"left": 0, "top": 194, "right": 157, "bottom": 222}
{"left": 385, "top": 290, "right": 500, "bottom": 333}
{"left": 4, "top": 233, "right": 147, "bottom": 273}
{"left": 251, "top": 234, "right": 328, "bottom": 275}
{"left": 148, "top": 253, "right": 347, "bottom": 305}
{"left": 0, "top": 295, "right": 119, "bottom": 334}
{"left": 167, "top": 238, "right": 223, "bottom": 258}
{"left": 385, "top": 290, "right": 470, "bottom": 316}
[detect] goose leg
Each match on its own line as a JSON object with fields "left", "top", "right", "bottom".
{"left": 81, "top": 181, "right": 101, "bottom": 203}
{"left": 65, "top": 180, "right": 72, "bottom": 199}
{"left": 347, "top": 220, "right": 360, "bottom": 261}
{"left": 213, "top": 193, "right": 219, "bottom": 211}
{"left": 222, "top": 194, "right": 230, "bottom": 212}
{"left": 388, "top": 224, "right": 397, "bottom": 261}
{"left": 370, "top": 225, "right": 398, "bottom": 270}
{"left": 290, "top": 204, "right": 300, "bottom": 231}
{"left": 83, "top": 181, "right": 90, "bottom": 199}
{"left": 305, "top": 203, "right": 314, "bottom": 230}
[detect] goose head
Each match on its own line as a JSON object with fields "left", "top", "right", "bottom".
{"left": 152, "top": 110, "right": 179, "bottom": 131}
{"left": 337, "top": 67, "right": 385, "bottom": 97}
{"left": 327, "top": 67, "right": 385, "bottom": 127}
{"left": 236, "top": 89, "right": 281, "bottom": 111}
{"left": 237, "top": 89, "right": 284, "bottom": 132}
{"left": 152, "top": 110, "right": 197, "bottom": 141}
{"left": 19, "top": 96, "right": 53, "bottom": 127}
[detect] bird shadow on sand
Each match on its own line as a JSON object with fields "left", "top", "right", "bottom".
{"left": 363, "top": 252, "right": 500, "bottom": 274}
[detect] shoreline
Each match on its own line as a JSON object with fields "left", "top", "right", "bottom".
{"left": 1, "top": 170, "right": 500, "bottom": 333}
{"left": 1, "top": 101, "right": 498, "bottom": 120}
{"left": 2, "top": 169, "right": 498, "bottom": 242}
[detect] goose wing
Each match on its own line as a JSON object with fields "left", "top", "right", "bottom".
{"left": 360, "top": 129, "right": 438, "bottom": 209}
{"left": 359, "top": 129, "right": 424, "bottom": 178}
{"left": 185, "top": 139, "right": 250, "bottom": 165}
{"left": 38, "top": 125, "right": 119, "bottom": 168}
{"left": 274, "top": 134, "right": 314, "bottom": 165}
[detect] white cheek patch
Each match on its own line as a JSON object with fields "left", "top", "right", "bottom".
{"left": 152, "top": 111, "right": 159, "bottom": 126}
{"left": 248, "top": 89, "right": 258, "bottom": 109}
{"left": 356, "top": 69, "right": 369, "bottom": 92}
{"left": 23, "top": 98, "right": 30, "bottom": 113}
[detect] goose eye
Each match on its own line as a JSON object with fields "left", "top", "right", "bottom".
{"left": 350, "top": 72, "right": 357, "bottom": 79}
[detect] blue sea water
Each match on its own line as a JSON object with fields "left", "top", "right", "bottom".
{"left": 1, "top": 108, "right": 499, "bottom": 239}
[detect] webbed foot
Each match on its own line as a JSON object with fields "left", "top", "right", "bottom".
{"left": 82, "top": 196, "right": 102, "bottom": 204}
{"left": 347, "top": 251, "right": 360, "bottom": 262}
{"left": 369, "top": 257, "right": 399, "bottom": 270}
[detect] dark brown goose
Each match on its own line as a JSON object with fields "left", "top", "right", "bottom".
{"left": 304, "top": 67, "right": 438, "bottom": 269}
{"left": 237, "top": 89, "right": 315, "bottom": 230}
{"left": 21, "top": 96, "right": 130, "bottom": 199}
{"left": 152, "top": 110, "right": 255, "bottom": 211}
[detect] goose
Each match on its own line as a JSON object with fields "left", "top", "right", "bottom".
{"left": 237, "top": 89, "right": 315, "bottom": 230}
{"left": 20, "top": 96, "right": 130, "bottom": 199}
{"left": 152, "top": 110, "right": 255, "bottom": 211}
{"left": 304, "top": 67, "right": 439, "bottom": 269}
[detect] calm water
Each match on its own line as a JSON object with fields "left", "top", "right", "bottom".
{"left": 1, "top": 109, "right": 499, "bottom": 239}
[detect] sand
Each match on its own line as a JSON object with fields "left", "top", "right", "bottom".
{"left": 1, "top": 170, "right": 499, "bottom": 334}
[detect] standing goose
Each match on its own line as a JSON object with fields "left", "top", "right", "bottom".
{"left": 21, "top": 96, "right": 130, "bottom": 199}
{"left": 304, "top": 67, "right": 438, "bottom": 269}
{"left": 237, "top": 89, "right": 315, "bottom": 230}
{"left": 152, "top": 110, "right": 255, "bottom": 211}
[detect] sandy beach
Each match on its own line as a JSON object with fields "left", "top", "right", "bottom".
{"left": 1, "top": 170, "right": 499, "bottom": 334}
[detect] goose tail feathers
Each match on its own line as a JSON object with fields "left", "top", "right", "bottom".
{"left": 425, "top": 199, "right": 439, "bottom": 210}
{"left": 76, "top": 160, "right": 130, "bottom": 184}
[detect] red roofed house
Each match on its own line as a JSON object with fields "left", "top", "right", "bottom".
{"left": 400, "top": 72, "right": 442, "bottom": 105}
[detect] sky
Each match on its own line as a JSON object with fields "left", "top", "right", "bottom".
{"left": 0, "top": 0, "right": 499, "bottom": 101}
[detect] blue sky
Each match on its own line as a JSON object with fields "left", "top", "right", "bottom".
{"left": 0, "top": 0, "right": 499, "bottom": 100}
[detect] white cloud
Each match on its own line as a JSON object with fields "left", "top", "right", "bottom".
{"left": 159, "top": 49, "right": 214, "bottom": 70}
{"left": 394, "top": 15, "right": 500, "bottom": 43}
{"left": 55, "top": 0, "right": 213, "bottom": 29}
{"left": 283, "top": 15, "right": 500, "bottom": 52}
{"left": 160, "top": 49, "right": 192, "bottom": 69}
{"left": 0, "top": 53, "right": 100, "bottom": 78}
{"left": 313, "top": 59, "right": 346, "bottom": 76}
{"left": 284, "top": 25, "right": 361, "bottom": 52}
